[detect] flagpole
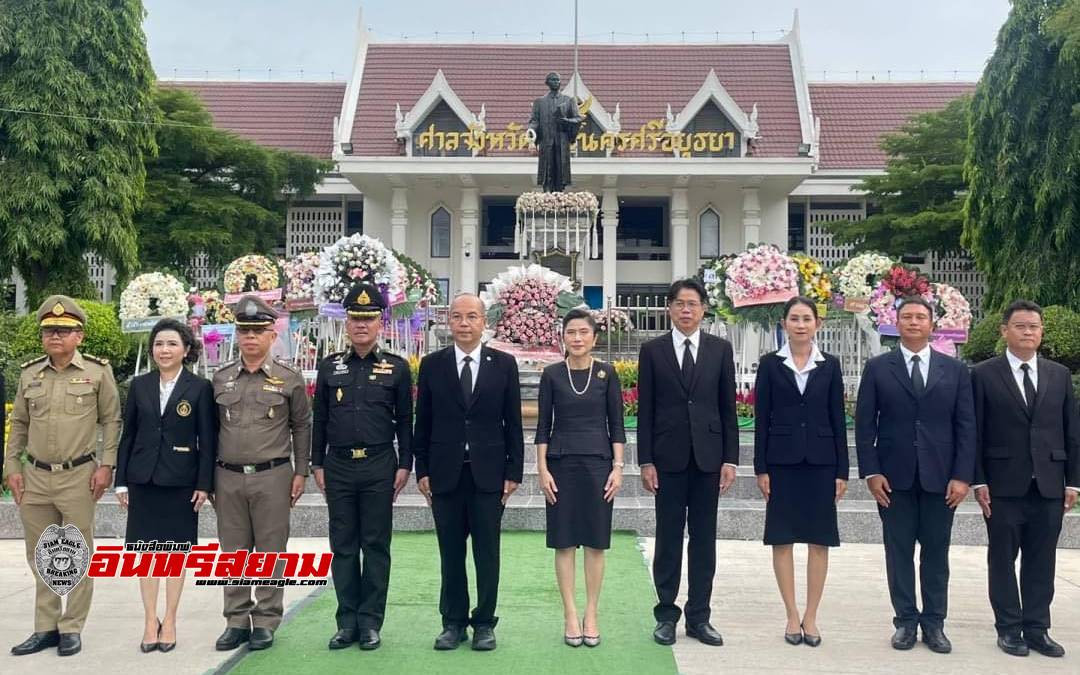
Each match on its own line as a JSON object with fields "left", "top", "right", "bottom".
{"left": 572, "top": 0, "right": 579, "bottom": 101}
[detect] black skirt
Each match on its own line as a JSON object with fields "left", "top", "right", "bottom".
{"left": 125, "top": 482, "right": 199, "bottom": 545}
{"left": 545, "top": 455, "right": 613, "bottom": 550}
{"left": 762, "top": 462, "right": 840, "bottom": 547}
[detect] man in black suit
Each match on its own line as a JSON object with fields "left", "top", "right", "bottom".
{"left": 856, "top": 296, "right": 976, "bottom": 654}
{"left": 638, "top": 278, "right": 738, "bottom": 647}
{"left": 972, "top": 300, "right": 1080, "bottom": 658}
{"left": 414, "top": 293, "right": 523, "bottom": 652}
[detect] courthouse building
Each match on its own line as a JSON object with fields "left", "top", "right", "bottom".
{"left": 55, "top": 13, "right": 982, "bottom": 312}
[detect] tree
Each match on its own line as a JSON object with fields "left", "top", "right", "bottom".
{"left": 136, "top": 88, "right": 331, "bottom": 278}
{"left": 826, "top": 96, "right": 971, "bottom": 256}
{"left": 0, "top": 0, "right": 157, "bottom": 308}
{"left": 964, "top": 0, "right": 1080, "bottom": 312}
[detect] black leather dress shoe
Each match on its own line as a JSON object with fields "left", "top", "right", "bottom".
{"left": 997, "top": 633, "right": 1029, "bottom": 656}
{"left": 653, "top": 621, "right": 676, "bottom": 645}
{"left": 686, "top": 622, "right": 724, "bottom": 646}
{"left": 472, "top": 625, "right": 496, "bottom": 651}
{"left": 358, "top": 628, "right": 381, "bottom": 650}
{"left": 921, "top": 626, "right": 952, "bottom": 654}
{"left": 248, "top": 627, "right": 274, "bottom": 651}
{"left": 328, "top": 628, "right": 357, "bottom": 650}
{"left": 215, "top": 627, "right": 251, "bottom": 651}
{"left": 1024, "top": 632, "right": 1065, "bottom": 657}
{"left": 11, "top": 631, "right": 60, "bottom": 656}
{"left": 58, "top": 633, "right": 82, "bottom": 656}
{"left": 891, "top": 626, "right": 917, "bottom": 650}
{"left": 434, "top": 626, "right": 467, "bottom": 650}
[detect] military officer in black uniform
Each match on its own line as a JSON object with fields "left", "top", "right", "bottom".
{"left": 312, "top": 282, "right": 413, "bottom": 650}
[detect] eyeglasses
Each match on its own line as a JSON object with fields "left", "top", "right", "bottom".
{"left": 671, "top": 301, "right": 702, "bottom": 310}
{"left": 237, "top": 327, "right": 270, "bottom": 335}
{"left": 1008, "top": 323, "right": 1043, "bottom": 332}
{"left": 40, "top": 328, "right": 79, "bottom": 338}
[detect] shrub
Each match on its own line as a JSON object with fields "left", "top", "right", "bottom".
{"left": 962, "top": 313, "right": 1004, "bottom": 363}
{"left": 8, "top": 300, "right": 133, "bottom": 380}
{"left": 1039, "top": 306, "right": 1080, "bottom": 372}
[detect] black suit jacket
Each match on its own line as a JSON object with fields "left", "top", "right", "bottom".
{"left": 753, "top": 352, "right": 849, "bottom": 478}
{"left": 855, "top": 348, "right": 976, "bottom": 493}
{"left": 972, "top": 355, "right": 1080, "bottom": 498}
{"left": 116, "top": 369, "right": 217, "bottom": 491}
{"left": 637, "top": 331, "right": 739, "bottom": 472}
{"left": 413, "top": 345, "right": 524, "bottom": 495}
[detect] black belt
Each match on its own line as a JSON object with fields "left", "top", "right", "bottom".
{"left": 329, "top": 443, "right": 393, "bottom": 460}
{"left": 29, "top": 453, "right": 96, "bottom": 472}
{"left": 216, "top": 457, "right": 291, "bottom": 475}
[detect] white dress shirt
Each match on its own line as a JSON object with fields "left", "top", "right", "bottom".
{"left": 454, "top": 343, "right": 482, "bottom": 392}
{"left": 777, "top": 342, "right": 826, "bottom": 395}
{"left": 899, "top": 343, "right": 932, "bottom": 383}
{"left": 672, "top": 328, "right": 700, "bottom": 368}
{"left": 159, "top": 371, "right": 181, "bottom": 416}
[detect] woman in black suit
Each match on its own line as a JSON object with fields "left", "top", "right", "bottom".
{"left": 754, "top": 297, "right": 848, "bottom": 647}
{"left": 116, "top": 319, "right": 216, "bottom": 653}
{"left": 536, "top": 308, "right": 626, "bottom": 647}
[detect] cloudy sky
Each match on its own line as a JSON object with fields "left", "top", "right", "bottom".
{"left": 144, "top": 0, "right": 1011, "bottom": 82}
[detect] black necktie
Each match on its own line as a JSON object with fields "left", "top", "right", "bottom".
{"left": 681, "top": 339, "right": 695, "bottom": 386}
{"left": 460, "top": 355, "right": 474, "bottom": 403}
{"left": 1021, "top": 363, "right": 1037, "bottom": 416}
{"left": 910, "top": 354, "right": 925, "bottom": 396}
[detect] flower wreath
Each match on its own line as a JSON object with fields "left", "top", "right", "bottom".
{"left": 119, "top": 272, "right": 189, "bottom": 320}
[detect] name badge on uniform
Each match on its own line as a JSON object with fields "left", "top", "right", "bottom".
{"left": 173, "top": 446, "right": 191, "bottom": 453}
{"left": 265, "top": 376, "right": 285, "bottom": 386}
{"left": 69, "top": 377, "right": 92, "bottom": 384}
{"left": 334, "top": 363, "right": 349, "bottom": 372}
{"left": 27, "top": 380, "right": 42, "bottom": 388}
{"left": 224, "top": 381, "right": 236, "bottom": 391}
{"left": 373, "top": 368, "right": 393, "bottom": 376}
{"left": 262, "top": 384, "right": 284, "bottom": 394}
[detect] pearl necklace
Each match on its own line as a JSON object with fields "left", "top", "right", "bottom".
{"left": 566, "top": 357, "right": 594, "bottom": 396}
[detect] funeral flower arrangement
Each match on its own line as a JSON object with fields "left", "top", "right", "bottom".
{"left": 223, "top": 255, "right": 280, "bottom": 294}
{"left": 831, "top": 252, "right": 895, "bottom": 305}
{"left": 868, "top": 265, "right": 935, "bottom": 329}
{"left": 201, "top": 290, "right": 234, "bottom": 324}
{"left": 393, "top": 250, "right": 442, "bottom": 317}
{"left": 932, "top": 283, "right": 973, "bottom": 332}
{"left": 315, "top": 234, "right": 406, "bottom": 305}
{"left": 515, "top": 190, "right": 599, "bottom": 215}
{"left": 480, "top": 264, "right": 584, "bottom": 348}
{"left": 792, "top": 254, "right": 833, "bottom": 305}
{"left": 591, "top": 308, "right": 633, "bottom": 335}
{"left": 119, "top": 272, "right": 189, "bottom": 320}
{"left": 281, "top": 252, "right": 321, "bottom": 303}
{"left": 724, "top": 244, "right": 800, "bottom": 308}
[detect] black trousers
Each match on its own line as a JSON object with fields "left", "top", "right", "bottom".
{"left": 431, "top": 466, "right": 504, "bottom": 629}
{"left": 653, "top": 456, "right": 720, "bottom": 625}
{"left": 325, "top": 448, "right": 396, "bottom": 631}
{"left": 878, "top": 480, "right": 955, "bottom": 630}
{"left": 985, "top": 479, "right": 1064, "bottom": 636}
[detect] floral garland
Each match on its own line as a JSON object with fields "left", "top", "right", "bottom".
{"left": 832, "top": 252, "right": 895, "bottom": 304}
{"left": 933, "top": 283, "right": 972, "bottom": 332}
{"left": 515, "top": 190, "right": 599, "bottom": 214}
{"left": 479, "top": 264, "right": 583, "bottom": 348}
{"left": 119, "top": 272, "right": 189, "bottom": 320}
{"left": 315, "top": 234, "right": 406, "bottom": 305}
{"left": 223, "top": 255, "right": 280, "bottom": 294}
{"left": 791, "top": 254, "right": 832, "bottom": 305}
{"left": 281, "top": 252, "right": 321, "bottom": 303}
{"left": 724, "top": 244, "right": 800, "bottom": 308}
{"left": 868, "top": 265, "right": 935, "bottom": 329}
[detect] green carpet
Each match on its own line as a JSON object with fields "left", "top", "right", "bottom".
{"left": 229, "top": 532, "right": 677, "bottom": 675}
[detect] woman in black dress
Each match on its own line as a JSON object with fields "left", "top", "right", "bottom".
{"left": 536, "top": 308, "right": 626, "bottom": 647}
{"left": 116, "top": 319, "right": 216, "bottom": 653}
{"left": 754, "top": 297, "right": 848, "bottom": 647}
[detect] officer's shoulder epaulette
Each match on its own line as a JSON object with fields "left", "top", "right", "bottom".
{"left": 83, "top": 353, "right": 109, "bottom": 366}
{"left": 20, "top": 354, "right": 47, "bottom": 369}
{"left": 273, "top": 358, "right": 303, "bottom": 376}
{"left": 214, "top": 359, "right": 239, "bottom": 375}
{"left": 324, "top": 350, "right": 347, "bottom": 362}
{"left": 378, "top": 349, "right": 406, "bottom": 362}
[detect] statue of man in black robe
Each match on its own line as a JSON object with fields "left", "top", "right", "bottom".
{"left": 527, "top": 72, "right": 582, "bottom": 193}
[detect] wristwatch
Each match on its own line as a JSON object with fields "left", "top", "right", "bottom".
{"left": 613, "top": 461, "right": 625, "bottom": 468}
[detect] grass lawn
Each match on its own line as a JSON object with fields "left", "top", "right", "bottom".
{"left": 228, "top": 531, "right": 677, "bottom": 675}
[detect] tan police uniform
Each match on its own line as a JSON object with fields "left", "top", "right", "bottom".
{"left": 212, "top": 295, "right": 311, "bottom": 632}
{"left": 3, "top": 296, "right": 121, "bottom": 634}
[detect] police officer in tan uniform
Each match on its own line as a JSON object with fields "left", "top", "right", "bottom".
{"left": 212, "top": 295, "right": 312, "bottom": 652}
{"left": 5, "top": 296, "right": 121, "bottom": 657}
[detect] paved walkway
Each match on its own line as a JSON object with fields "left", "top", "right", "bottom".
{"left": 1, "top": 537, "right": 1078, "bottom": 674}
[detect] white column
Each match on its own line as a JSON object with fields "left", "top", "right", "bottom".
{"left": 13, "top": 269, "right": 27, "bottom": 315}
{"left": 459, "top": 187, "right": 479, "bottom": 296}
{"left": 391, "top": 187, "right": 408, "bottom": 251}
{"left": 670, "top": 187, "right": 689, "bottom": 280}
{"left": 742, "top": 186, "right": 761, "bottom": 246}
{"left": 601, "top": 187, "right": 619, "bottom": 308}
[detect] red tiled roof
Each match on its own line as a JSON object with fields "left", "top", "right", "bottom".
{"left": 352, "top": 43, "right": 806, "bottom": 158}
{"left": 163, "top": 81, "right": 346, "bottom": 157}
{"left": 809, "top": 82, "right": 976, "bottom": 170}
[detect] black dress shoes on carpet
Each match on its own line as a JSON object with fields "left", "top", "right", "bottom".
{"left": 248, "top": 627, "right": 274, "bottom": 650}
{"left": 358, "top": 628, "right": 381, "bottom": 650}
{"left": 653, "top": 621, "right": 676, "bottom": 645}
{"left": 215, "top": 627, "right": 251, "bottom": 651}
{"left": 434, "top": 626, "right": 468, "bottom": 650}
{"left": 328, "top": 628, "right": 357, "bottom": 650}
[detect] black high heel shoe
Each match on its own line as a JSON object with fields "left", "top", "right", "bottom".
{"left": 802, "top": 623, "right": 821, "bottom": 648}
{"left": 140, "top": 620, "right": 161, "bottom": 653}
{"left": 157, "top": 621, "right": 176, "bottom": 653}
{"left": 784, "top": 626, "right": 803, "bottom": 646}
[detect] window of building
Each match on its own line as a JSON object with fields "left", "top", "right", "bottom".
{"left": 430, "top": 207, "right": 451, "bottom": 258}
{"left": 614, "top": 197, "right": 669, "bottom": 261}
{"left": 698, "top": 207, "right": 721, "bottom": 258}
{"left": 346, "top": 202, "right": 363, "bottom": 236}
{"left": 787, "top": 200, "right": 806, "bottom": 252}
{"left": 481, "top": 197, "right": 518, "bottom": 260}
